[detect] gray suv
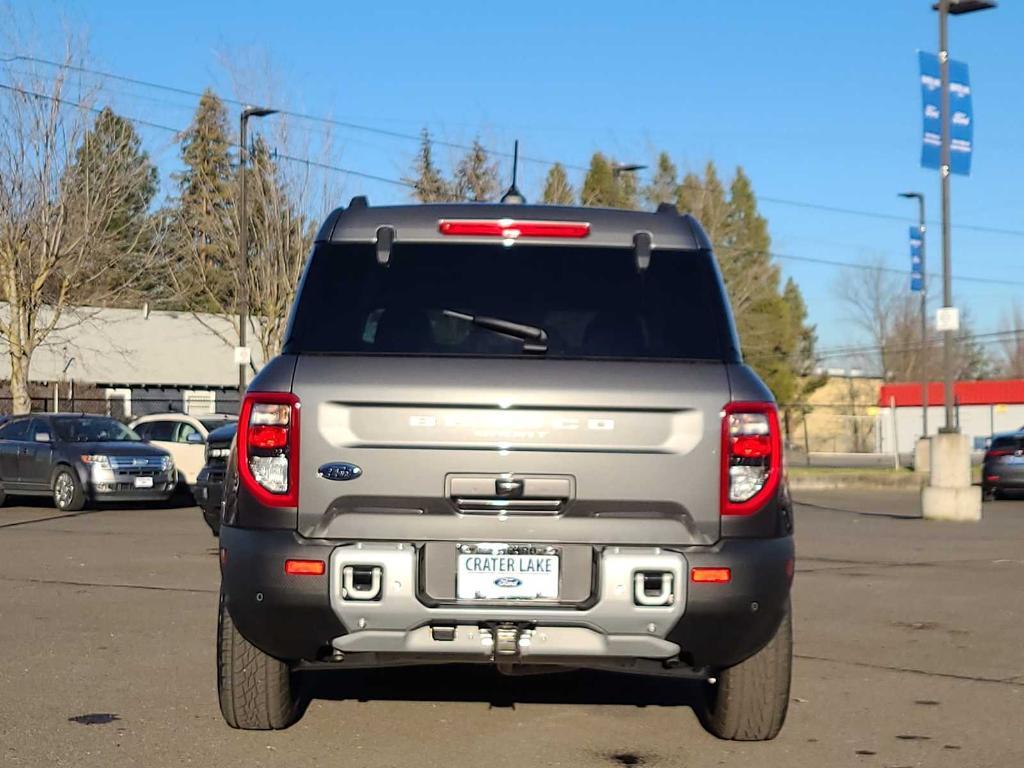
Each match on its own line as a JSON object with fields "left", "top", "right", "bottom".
{"left": 217, "top": 200, "right": 795, "bottom": 740}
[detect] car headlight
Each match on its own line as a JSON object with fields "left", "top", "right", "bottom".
{"left": 161, "top": 456, "right": 175, "bottom": 471}
{"left": 81, "top": 455, "right": 111, "bottom": 469}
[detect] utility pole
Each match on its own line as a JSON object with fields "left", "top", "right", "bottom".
{"left": 237, "top": 106, "right": 277, "bottom": 398}
{"left": 899, "top": 191, "right": 928, "bottom": 437}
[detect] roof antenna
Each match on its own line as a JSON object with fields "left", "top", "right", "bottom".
{"left": 500, "top": 140, "right": 526, "bottom": 204}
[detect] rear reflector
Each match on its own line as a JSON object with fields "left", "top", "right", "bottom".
{"left": 438, "top": 219, "right": 590, "bottom": 240}
{"left": 285, "top": 559, "right": 325, "bottom": 576}
{"left": 691, "top": 567, "right": 731, "bottom": 584}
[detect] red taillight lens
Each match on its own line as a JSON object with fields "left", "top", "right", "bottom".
{"left": 721, "top": 402, "right": 782, "bottom": 516}
{"left": 284, "top": 559, "right": 325, "bottom": 576}
{"left": 986, "top": 449, "right": 1012, "bottom": 459}
{"left": 437, "top": 219, "right": 590, "bottom": 239}
{"left": 691, "top": 567, "right": 731, "bottom": 583}
{"left": 249, "top": 424, "right": 289, "bottom": 449}
{"left": 238, "top": 392, "right": 300, "bottom": 508}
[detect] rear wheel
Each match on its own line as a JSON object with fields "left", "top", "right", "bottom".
{"left": 52, "top": 468, "right": 86, "bottom": 512}
{"left": 700, "top": 600, "right": 792, "bottom": 741}
{"left": 217, "top": 592, "right": 301, "bottom": 730}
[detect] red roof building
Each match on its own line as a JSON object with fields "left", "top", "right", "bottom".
{"left": 879, "top": 380, "right": 1024, "bottom": 408}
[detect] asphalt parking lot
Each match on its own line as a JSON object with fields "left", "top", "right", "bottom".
{"left": 1, "top": 489, "right": 1021, "bottom": 768}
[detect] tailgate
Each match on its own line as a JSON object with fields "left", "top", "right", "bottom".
{"left": 292, "top": 356, "right": 727, "bottom": 546}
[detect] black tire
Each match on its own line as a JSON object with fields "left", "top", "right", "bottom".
{"left": 700, "top": 600, "right": 792, "bottom": 741}
{"left": 217, "top": 592, "right": 301, "bottom": 730}
{"left": 52, "top": 467, "right": 86, "bottom": 512}
{"left": 0, "top": 483, "right": 6, "bottom": 506}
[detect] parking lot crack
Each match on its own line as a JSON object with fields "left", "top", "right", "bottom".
{"left": 0, "top": 575, "right": 216, "bottom": 595}
{"left": 796, "top": 653, "right": 1024, "bottom": 688}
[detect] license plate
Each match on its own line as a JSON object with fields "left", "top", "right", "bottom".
{"left": 457, "top": 544, "right": 559, "bottom": 600}
{"left": 134, "top": 476, "right": 154, "bottom": 489}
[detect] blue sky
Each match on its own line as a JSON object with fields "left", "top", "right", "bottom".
{"left": 8, "top": 0, "right": 1023, "bottom": 361}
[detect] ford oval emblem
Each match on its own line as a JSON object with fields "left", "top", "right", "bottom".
{"left": 494, "top": 576, "right": 522, "bottom": 588}
{"left": 317, "top": 462, "right": 363, "bottom": 482}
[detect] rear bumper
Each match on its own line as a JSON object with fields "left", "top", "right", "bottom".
{"left": 219, "top": 527, "right": 793, "bottom": 671}
{"left": 983, "top": 464, "right": 1024, "bottom": 490}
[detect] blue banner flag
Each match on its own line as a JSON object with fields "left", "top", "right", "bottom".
{"left": 909, "top": 226, "right": 924, "bottom": 293}
{"left": 919, "top": 51, "right": 973, "bottom": 176}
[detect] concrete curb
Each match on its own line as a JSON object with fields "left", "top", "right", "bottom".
{"left": 788, "top": 472, "right": 923, "bottom": 492}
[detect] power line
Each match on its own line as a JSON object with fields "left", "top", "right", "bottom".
{"left": 5, "top": 78, "right": 1023, "bottom": 290}
{"left": 813, "top": 328, "right": 1024, "bottom": 360}
{"left": 0, "top": 81, "right": 415, "bottom": 189}
{"left": 6, "top": 51, "right": 1024, "bottom": 240}
{"left": 0, "top": 53, "right": 582, "bottom": 172}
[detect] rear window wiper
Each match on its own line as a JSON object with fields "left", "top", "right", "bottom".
{"left": 442, "top": 309, "right": 548, "bottom": 354}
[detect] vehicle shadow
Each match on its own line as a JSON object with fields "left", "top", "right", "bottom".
{"left": 303, "top": 663, "right": 705, "bottom": 709}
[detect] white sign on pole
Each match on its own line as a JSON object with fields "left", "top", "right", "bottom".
{"left": 233, "top": 346, "right": 251, "bottom": 366}
{"left": 935, "top": 307, "right": 960, "bottom": 332}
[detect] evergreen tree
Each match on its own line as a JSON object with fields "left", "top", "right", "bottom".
{"left": 406, "top": 128, "right": 453, "bottom": 202}
{"left": 62, "top": 107, "right": 160, "bottom": 299}
{"left": 676, "top": 161, "right": 731, "bottom": 244}
{"left": 541, "top": 163, "right": 575, "bottom": 205}
{"left": 170, "top": 89, "right": 236, "bottom": 309}
{"left": 64, "top": 107, "right": 158, "bottom": 252}
{"left": 643, "top": 152, "right": 677, "bottom": 209}
{"left": 452, "top": 140, "right": 499, "bottom": 202}
{"left": 580, "top": 152, "right": 637, "bottom": 209}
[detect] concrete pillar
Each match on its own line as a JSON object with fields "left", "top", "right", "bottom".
{"left": 921, "top": 431, "right": 981, "bottom": 521}
{"left": 914, "top": 437, "right": 931, "bottom": 478}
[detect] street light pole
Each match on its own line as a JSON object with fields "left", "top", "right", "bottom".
{"left": 933, "top": 0, "right": 997, "bottom": 431}
{"left": 238, "top": 106, "right": 277, "bottom": 398}
{"left": 937, "top": 0, "right": 955, "bottom": 432}
{"left": 900, "top": 191, "right": 928, "bottom": 437}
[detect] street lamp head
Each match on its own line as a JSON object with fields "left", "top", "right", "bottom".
{"left": 899, "top": 191, "right": 923, "bottom": 200}
{"left": 932, "top": 0, "right": 996, "bottom": 14}
{"left": 242, "top": 105, "right": 278, "bottom": 119}
{"left": 611, "top": 162, "right": 647, "bottom": 175}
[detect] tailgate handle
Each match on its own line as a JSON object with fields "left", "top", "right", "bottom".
{"left": 495, "top": 478, "right": 524, "bottom": 497}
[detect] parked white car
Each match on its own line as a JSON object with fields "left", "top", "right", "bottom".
{"left": 130, "top": 413, "right": 236, "bottom": 485}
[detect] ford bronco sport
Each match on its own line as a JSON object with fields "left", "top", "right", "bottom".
{"left": 217, "top": 199, "right": 795, "bottom": 740}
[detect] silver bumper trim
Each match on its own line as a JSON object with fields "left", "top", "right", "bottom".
{"left": 327, "top": 543, "right": 687, "bottom": 658}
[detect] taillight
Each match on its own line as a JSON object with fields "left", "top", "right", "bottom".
{"left": 437, "top": 219, "right": 590, "bottom": 240}
{"left": 721, "top": 401, "right": 782, "bottom": 516}
{"left": 284, "top": 559, "right": 325, "bottom": 576}
{"left": 238, "top": 392, "right": 300, "bottom": 507}
{"left": 986, "top": 449, "right": 1012, "bottom": 460}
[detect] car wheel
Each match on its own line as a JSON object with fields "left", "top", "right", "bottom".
{"left": 0, "top": 483, "right": 6, "bottom": 507}
{"left": 699, "top": 599, "right": 792, "bottom": 741}
{"left": 52, "top": 467, "right": 86, "bottom": 512}
{"left": 217, "top": 592, "right": 301, "bottom": 730}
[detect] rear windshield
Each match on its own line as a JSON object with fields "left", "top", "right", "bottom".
{"left": 284, "top": 242, "right": 737, "bottom": 361}
{"left": 991, "top": 435, "right": 1023, "bottom": 451}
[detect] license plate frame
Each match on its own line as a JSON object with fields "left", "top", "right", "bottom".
{"left": 456, "top": 543, "right": 560, "bottom": 601}
{"left": 134, "top": 476, "right": 154, "bottom": 489}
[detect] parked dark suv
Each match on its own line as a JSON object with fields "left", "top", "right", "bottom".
{"left": 194, "top": 422, "right": 236, "bottom": 535}
{"left": 0, "top": 414, "right": 175, "bottom": 510}
{"left": 217, "top": 201, "right": 795, "bottom": 740}
{"left": 982, "top": 431, "right": 1024, "bottom": 499}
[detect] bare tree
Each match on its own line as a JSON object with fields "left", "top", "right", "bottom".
{"left": 835, "top": 257, "right": 990, "bottom": 380}
{"left": 0, "top": 43, "right": 163, "bottom": 413}
{"left": 998, "top": 302, "right": 1024, "bottom": 378}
